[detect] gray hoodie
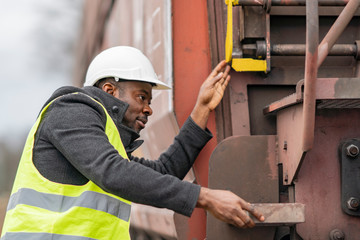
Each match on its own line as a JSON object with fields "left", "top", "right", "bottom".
{"left": 32, "top": 86, "right": 212, "bottom": 216}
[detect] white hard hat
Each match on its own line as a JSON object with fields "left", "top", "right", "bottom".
{"left": 84, "top": 46, "right": 171, "bottom": 90}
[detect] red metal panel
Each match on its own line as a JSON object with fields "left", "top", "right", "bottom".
{"left": 172, "top": 1, "right": 213, "bottom": 239}
{"left": 296, "top": 109, "right": 360, "bottom": 239}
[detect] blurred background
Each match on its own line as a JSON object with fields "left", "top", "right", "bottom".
{"left": 0, "top": 1, "right": 181, "bottom": 239}
{"left": 0, "top": 0, "right": 84, "bottom": 223}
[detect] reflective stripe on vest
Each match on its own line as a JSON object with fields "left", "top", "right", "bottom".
{"left": 7, "top": 188, "right": 131, "bottom": 221}
{"left": 1, "top": 93, "right": 132, "bottom": 240}
{"left": 2, "top": 232, "right": 97, "bottom": 240}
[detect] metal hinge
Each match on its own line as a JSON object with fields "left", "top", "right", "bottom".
{"left": 339, "top": 139, "right": 360, "bottom": 217}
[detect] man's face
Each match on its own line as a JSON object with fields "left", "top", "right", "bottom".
{"left": 115, "top": 81, "right": 153, "bottom": 133}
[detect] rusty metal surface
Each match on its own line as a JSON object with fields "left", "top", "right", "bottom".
{"left": 263, "top": 92, "right": 299, "bottom": 114}
{"left": 267, "top": 77, "right": 360, "bottom": 184}
{"left": 243, "top": 6, "right": 266, "bottom": 39}
{"left": 317, "top": 77, "right": 360, "bottom": 99}
{"left": 209, "top": 0, "right": 360, "bottom": 239}
{"left": 265, "top": 77, "right": 360, "bottom": 113}
{"left": 248, "top": 85, "right": 295, "bottom": 135}
{"left": 277, "top": 103, "right": 307, "bottom": 185}
{"left": 207, "top": 135, "right": 278, "bottom": 240}
{"left": 317, "top": 99, "right": 360, "bottom": 108}
{"left": 231, "top": 0, "right": 350, "bottom": 6}
{"left": 241, "top": 42, "right": 357, "bottom": 58}
{"left": 214, "top": 2, "right": 359, "bottom": 137}
{"left": 270, "top": 43, "right": 357, "bottom": 56}
{"left": 250, "top": 203, "right": 305, "bottom": 226}
{"left": 227, "top": 12, "right": 359, "bottom": 136}
{"left": 317, "top": 0, "right": 360, "bottom": 68}
{"left": 271, "top": 0, "right": 350, "bottom": 5}
{"left": 229, "top": 72, "right": 302, "bottom": 136}
{"left": 271, "top": 6, "right": 360, "bottom": 16}
{"left": 296, "top": 109, "right": 360, "bottom": 239}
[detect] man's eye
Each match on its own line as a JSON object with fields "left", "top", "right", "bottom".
{"left": 139, "top": 95, "right": 145, "bottom": 101}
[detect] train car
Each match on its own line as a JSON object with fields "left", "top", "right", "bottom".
{"left": 73, "top": 0, "right": 360, "bottom": 239}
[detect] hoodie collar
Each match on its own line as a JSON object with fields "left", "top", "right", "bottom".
{"left": 83, "top": 86, "right": 143, "bottom": 154}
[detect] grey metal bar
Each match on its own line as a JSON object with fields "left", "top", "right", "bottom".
{"left": 302, "top": 0, "right": 319, "bottom": 151}
{"left": 317, "top": 0, "right": 360, "bottom": 67}
{"left": 234, "top": 0, "right": 349, "bottom": 6}
{"left": 271, "top": 44, "right": 356, "bottom": 56}
{"left": 271, "top": 0, "right": 349, "bottom": 6}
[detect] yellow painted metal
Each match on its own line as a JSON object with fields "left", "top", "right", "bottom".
{"left": 225, "top": 0, "right": 239, "bottom": 5}
{"left": 225, "top": 0, "right": 233, "bottom": 62}
{"left": 225, "top": 0, "right": 267, "bottom": 72}
{"left": 232, "top": 58, "right": 267, "bottom": 72}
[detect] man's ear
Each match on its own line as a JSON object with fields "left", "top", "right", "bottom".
{"left": 102, "top": 82, "right": 117, "bottom": 97}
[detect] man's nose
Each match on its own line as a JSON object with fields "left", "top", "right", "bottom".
{"left": 144, "top": 104, "right": 153, "bottom": 116}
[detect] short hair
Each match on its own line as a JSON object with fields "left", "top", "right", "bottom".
{"left": 94, "top": 77, "right": 126, "bottom": 95}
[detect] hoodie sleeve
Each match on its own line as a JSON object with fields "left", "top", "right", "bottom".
{"left": 130, "top": 117, "right": 213, "bottom": 180}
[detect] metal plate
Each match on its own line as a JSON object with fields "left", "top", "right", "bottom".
{"left": 339, "top": 139, "right": 360, "bottom": 217}
{"left": 207, "top": 135, "right": 278, "bottom": 240}
{"left": 250, "top": 203, "right": 305, "bottom": 226}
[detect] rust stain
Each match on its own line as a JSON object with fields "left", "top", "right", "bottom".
{"left": 267, "top": 136, "right": 278, "bottom": 180}
{"left": 233, "top": 92, "right": 246, "bottom": 104}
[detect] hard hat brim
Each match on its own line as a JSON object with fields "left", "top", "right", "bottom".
{"left": 84, "top": 46, "right": 171, "bottom": 90}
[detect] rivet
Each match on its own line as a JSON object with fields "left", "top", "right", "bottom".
{"left": 347, "top": 197, "right": 360, "bottom": 211}
{"left": 283, "top": 141, "right": 288, "bottom": 150}
{"left": 346, "top": 144, "right": 359, "bottom": 158}
{"left": 329, "top": 229, "right": 345, "bottom": 240}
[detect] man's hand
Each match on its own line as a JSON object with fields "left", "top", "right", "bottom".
{"left": 196, "top": 187, "right": 265, "bottom": 228}
{"left": 191, "top": 60, "right": 231, "bottom": 129}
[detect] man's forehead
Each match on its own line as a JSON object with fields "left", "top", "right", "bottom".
{"left": 121, "top": 80, "right": 153, "bottom": 93}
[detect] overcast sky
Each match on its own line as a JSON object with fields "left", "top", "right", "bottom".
{"left": 0, "top": 0, "right": 84, "bottom": 149}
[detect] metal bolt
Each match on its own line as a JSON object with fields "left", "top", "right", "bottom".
{"left": 346, "top": 144, "right": 359, "bottom": 158}
{"left": 329, "top": 229, "right": 345, "bottom": 240}
{"left": 347, "top": 197, "right": 360, "bottom": 211}
{"left": 283, "top": 141, "right": 288, "bottom": 150}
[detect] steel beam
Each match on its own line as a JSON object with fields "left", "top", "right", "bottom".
{"left": 232, "top": 0, "right": 349, "bottom": 6}
{"left": 302, "top": 0, "right": 318, "bottom": 151}
{"left": 271, "top": 44, "right": 357, "bottom": 56}
{"left": 317, "top": 0, "right": 360, "bottom": 67}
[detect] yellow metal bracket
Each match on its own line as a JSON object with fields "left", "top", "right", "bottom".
{"left": 225, "top": 0, "right": 267, "bottom": 72}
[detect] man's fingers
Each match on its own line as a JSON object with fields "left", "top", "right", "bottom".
{"left": 238, "top": 210, "right": 255, "bottom": 228}
{"left": 206, "top": 60, "right": 231, "bottom": 88}
{"left": 222, "top": 65, "right": 231, "bottom": 79}
{"left": 222, "top": 75, "right": 231, "bottom": 89}
{"left": 243, "top": 203, "right": 265, "bottom": 222}
{"left": 207, "top": 71, "right": 225, "bottom": 87}
{"left": 215, "top": 60, "right": 227, "bottom": 72}
{"left": 210, "top": 60, "right": 227, "bottom": 78}
{"left": 232, "top": 216, "right": 246, "bottom": 228}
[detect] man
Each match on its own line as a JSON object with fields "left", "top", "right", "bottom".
{"left": 1, "top": 46, "right": 264, "bottom": 240}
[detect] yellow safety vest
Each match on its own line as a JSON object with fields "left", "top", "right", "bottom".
{"left": 1, "top": 93, "right": 132, "bottom": 240}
